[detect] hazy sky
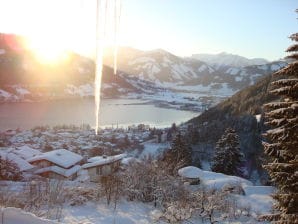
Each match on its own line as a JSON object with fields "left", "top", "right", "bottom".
{"left": 0, "top": 0, "right": 297, "bottom": 60}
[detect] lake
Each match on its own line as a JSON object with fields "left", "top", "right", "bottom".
{"left": 0, "top": 99, "right": 198, "bottom": 130}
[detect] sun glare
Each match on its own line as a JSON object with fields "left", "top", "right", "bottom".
{"left": 26, "top": 36, "right": 70, "bottom": 64}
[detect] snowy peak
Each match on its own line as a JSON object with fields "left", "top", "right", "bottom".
{"left": 107, "top": 47, "right": 214, "bottom": 84}
{"left": 192, "top": 52, "right": 269, "bottom": 68}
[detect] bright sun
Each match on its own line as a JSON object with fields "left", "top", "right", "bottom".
{"left": 26, "top": 35, "right": 70, "bottom": 64}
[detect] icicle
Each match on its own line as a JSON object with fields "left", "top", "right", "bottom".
{"left": 94, "top": 0, "right": 106, "bottom": 135}
{"left": 113, "top": 0, "right": 121, "bottom": 75}
{"left": 94, "top": 0, "right": 121, "bottom": 134}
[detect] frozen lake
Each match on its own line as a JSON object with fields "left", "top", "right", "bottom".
{"left": 0, "top": 99, "right": 198, "bottom": 130}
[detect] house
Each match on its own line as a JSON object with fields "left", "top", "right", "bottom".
{"left": 82, "top": 154, "right": 126, "bottom": 182}
{"left": 15, "top": 145, "right": 41, "bottom": 160}
{"left": 0, "top": 151, "right": 35, "bottom": 172}
{"left": 27, "top": 149, "right": 83, "bottom": 180}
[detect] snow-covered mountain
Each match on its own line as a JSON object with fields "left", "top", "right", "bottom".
{"left": 0, "top": 33, "right": 288, "bottom": 102}
{"left": 105, "top": 48, "right": 215, "bottom": 84}
{"left": 191, "top": 52, "right": 268, "bottom": 68}
{"left": 103, "top": 47, "right": 286, "bottom": 95}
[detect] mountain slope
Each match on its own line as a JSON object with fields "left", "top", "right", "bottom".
{"left": 0, "top": 33, "right": 287, "bottom": 105}
{"left": 191, "top": 52, "right": 269, "bottom": 68}
{"left": 105, "top": 48, "right": 215, "bottom": 84}
{"left": 187, "top": 75, "right": 277, "bottom": 182}
{"left": 103, "top": 47, "right": 286, "bottom": 96}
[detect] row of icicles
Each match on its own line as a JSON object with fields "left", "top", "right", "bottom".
{"left": 95, "top": 0, "right": 121, "bottom": 134}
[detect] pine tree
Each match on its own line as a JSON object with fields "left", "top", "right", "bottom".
{"left": 263, "top": 14, "right": 298, "bottom": 223}
{"left": 164, "top": 132, "right": 192, "bottom": 173}
{"left": 211, "top": 128, "right": 244, "bottom": 176}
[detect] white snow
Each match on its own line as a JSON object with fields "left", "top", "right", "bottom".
{"left": 258, "top": 64, "right": 268, "bottom": 70}
{"left": 0, "top": 207, "right": 56, "bottom": 224}
{"left": 255, "top": 114, "right": 262, "bottom": 123}
{"left": 226, "top": 67, "right": 240, "bottom": 75}
{"left": 15, "top": 145, "right": 41, "bottom": 160}
{"left": 235, "top": 186, "right": 276, "bottom": 214}
{"left": 129, "top": 57, "right": 155, "bottom": 65}
{"left": 235, "top": 76, "right": 243, "bottom": 82}
{"left": 197, "top": 64, "right": 207, "bottom": 72}
{"left": 139, "top": 142, "right": 169, "bottom": 158}
{"left": 82, "top": 154, "right": 126, "bottom": 169}
{"left": 0, "top": 89, "right": 13, "bottom": 98}
{"left": 178, "top": 166, "right": 201, "bottom": 179}
{"left": 28, "top": 149, "right": 83, "bottom": 169}
{"left": 14, "top": 86, "right": 30, "bottom": 96}
{"left": 121, "top": 157, "right": 140, "bottom": 165}
{"left": 243, "top": 185, "right": 275, "bottom": 196}
{"left": 171, "top": 64, "right": 194, "bottom": 80}
{"left": 0, "top": 151, "right": 35, "bottom": 171}
{"left": 215, "top": 83, "right": 236, "bottom": 96}
{"left": 161, "top": 62, "right": 168, "bottom": 67}
{"left": 151, "top": 65, "right": 161, "bottom": 75}
{"left": 78, "top": 84, "right": 93, "bottom": 97}
{"left": 163, "top": 56, "right": 172, "bottom": 64}
{"left": 65, "top": 84, "right": 94, "bottom": 97}
{"left": 61, "top": 201, "right": 156, "bottom": 224}
{"left": 271, "top": 64, "right": 281, "bottom": 71}
{"left": 240, "top": 70, "right": 247, "bottom": 76}
{"left": 178, "top": 166, "right": 252, "bottom": 189}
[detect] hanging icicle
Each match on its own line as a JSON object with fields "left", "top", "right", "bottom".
{"left": 113, "top": 0, "right": 122, "bottom": 75}
{"left": 94, "top": 0, "right": 122, "bottom": 134}
{"left": 94, "top": 0, "right": 106, "bottom": 135}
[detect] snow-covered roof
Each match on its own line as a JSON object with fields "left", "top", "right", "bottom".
{"left": 82, "top": 154, "right": 126, "bottom": 169}
{"left": 34, "top": 165, "right": 81, "bottom": 178}
{"left": 28, "top": 149, "right": 83, "bottom": 168}
{"left": 0, "top": 152, "right": 35, "bottom": 171}
{"left": 178, "top": 166, "right": 201, "bottom": 179}
{"left": 178, "top": 166, "right": 253, "bottom": 189}
{"left": 15, "top": 145, "right": 41, "bottom": 160}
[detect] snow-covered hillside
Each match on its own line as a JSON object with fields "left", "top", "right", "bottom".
{"left": 104, "top": 47, "right": 286, "bottom": 94}
{"left": 192, "top": 52, "right": 268, "bottom": 68}
{"left": 0, "top": 38, "right": 288, "bottom": 105}
{"left": 105, "top": 48, "right": 215, "bottom": 84}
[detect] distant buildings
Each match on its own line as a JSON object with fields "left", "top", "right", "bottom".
{"left": 82, "top": 154, "right": 126, "bottom": 182}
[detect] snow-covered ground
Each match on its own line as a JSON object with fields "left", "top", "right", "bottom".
{"left": 1, "top": 186, "right": 274, "bottom": 224}
{"left": 0, "top": 128, "right": 275, "bottom": 224}
{"left": 61, "top": 201, "right": 159, "bottom": 224}
{"left": 0, "top": 207, "right": 55, "bottom": 224}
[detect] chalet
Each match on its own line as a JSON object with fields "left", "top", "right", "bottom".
{"left": 27, "top": 149, "right": 83, "bottom": 180}
{"left": 15, "top": 145, "right": 41, "bottom": 160}
{"left": 82, "top": 154, "right": 126, "bottom": 182}
{"left": 0, "top": 151, "right": 35, "bottom": 172}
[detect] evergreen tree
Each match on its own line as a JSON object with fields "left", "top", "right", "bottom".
{"left": 164, "top": 132, "right": 192, "bottom": 173}
{"left": 263, "top": 15, "right": 298, "bottom": 223}
{"left": 211, "top": 128, "right": 244, "bottom": 176}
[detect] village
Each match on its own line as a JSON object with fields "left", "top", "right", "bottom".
{"left": 0, "top": 124, "right": 175, "bottom": 182}
{"left": 0, "top": 124, "right": 275, "bottom": 224}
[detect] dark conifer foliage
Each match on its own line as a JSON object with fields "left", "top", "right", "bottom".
{"left": 163, "top": 132, "right": 192, "bottom": 174}
{"left": 263, "top": 10, "right": 298, "bottom": 223}
{"left": 211, "top": 128, "right": 244, "bottom": 176}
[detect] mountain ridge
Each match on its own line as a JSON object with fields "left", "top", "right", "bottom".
{"left": 191, "top": 52, "right": 269, "bottom": 68}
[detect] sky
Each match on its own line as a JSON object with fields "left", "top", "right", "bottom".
{"left": 0, "top": 0, "right": 297, "bottom": 61}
